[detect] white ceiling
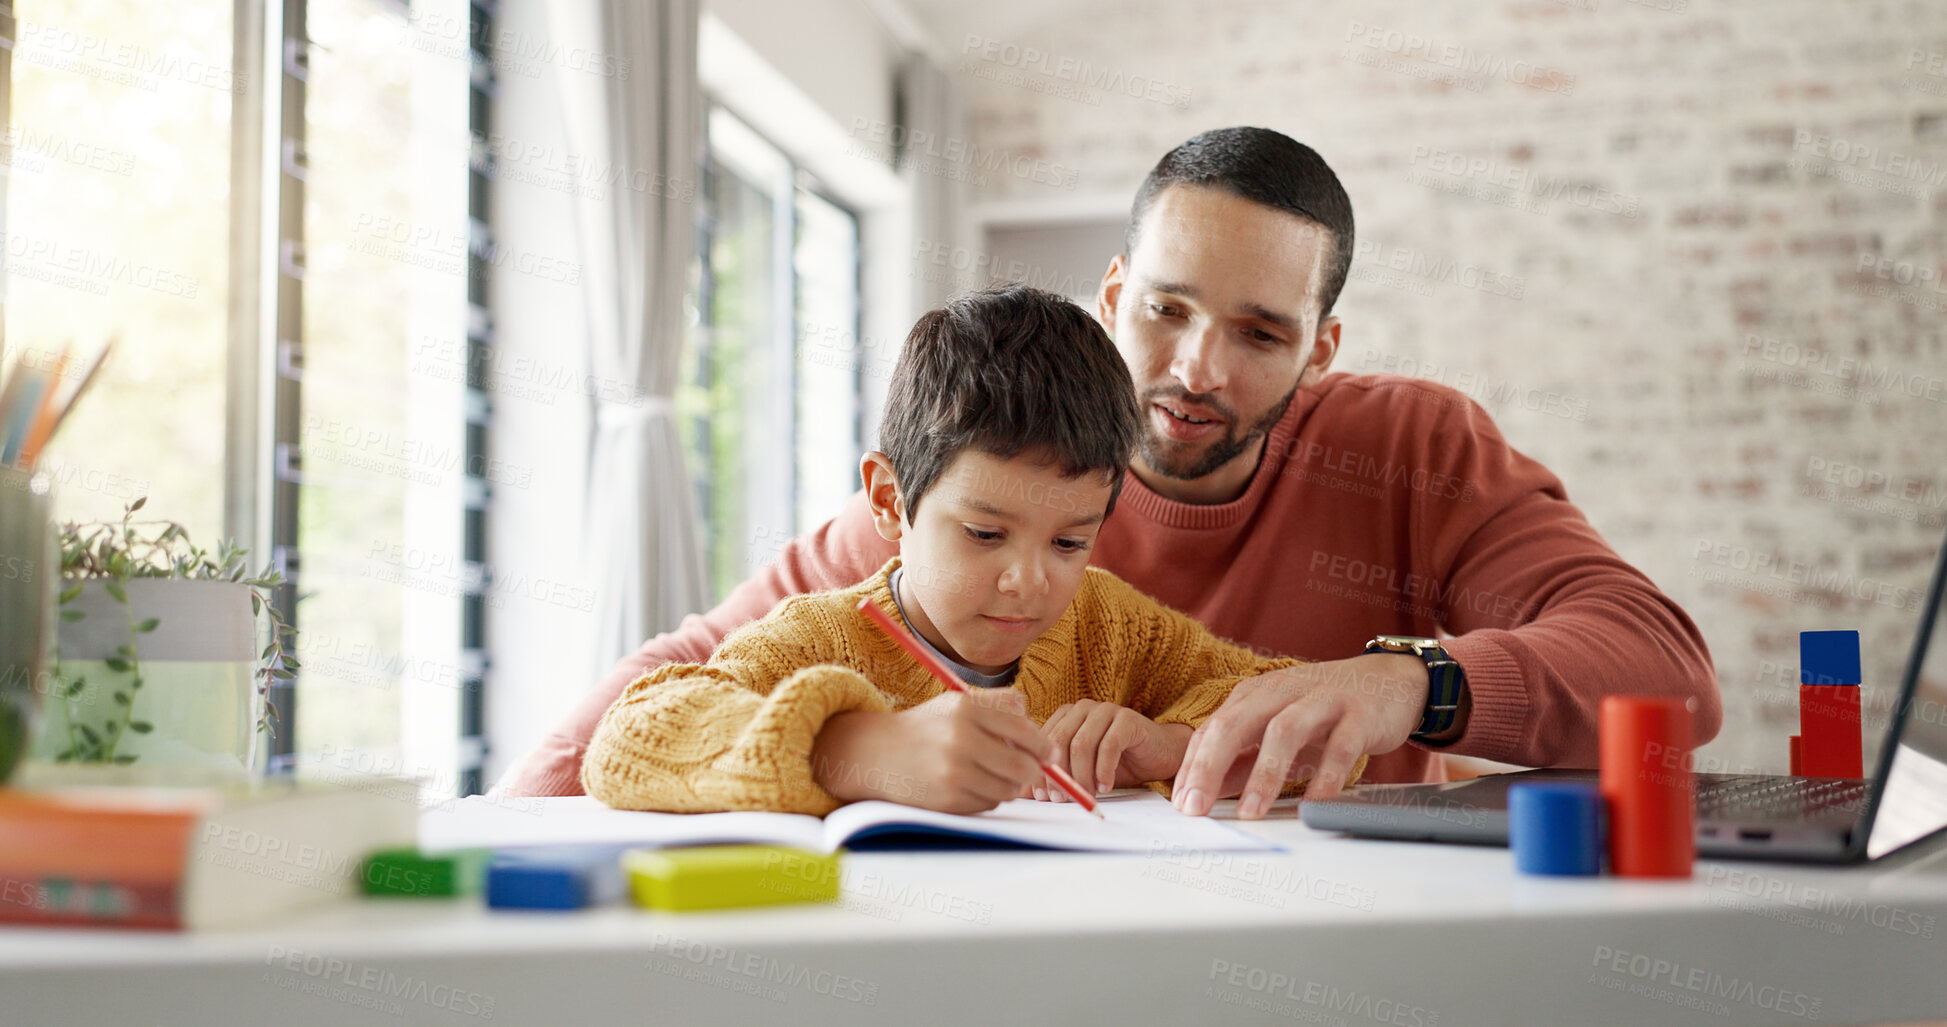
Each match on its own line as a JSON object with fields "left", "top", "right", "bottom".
{"left": 879, "top": 0, "right": 1104, "bottom": 61}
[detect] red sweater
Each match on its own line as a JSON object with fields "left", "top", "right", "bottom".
{"left": 499, "top": 372, "right": 1721, "bottom": 796}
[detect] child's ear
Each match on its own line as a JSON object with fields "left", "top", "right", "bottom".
{"left": 859, "top": 451, "right": 906, "bottom": 542}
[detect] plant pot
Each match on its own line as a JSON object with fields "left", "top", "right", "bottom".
{"left": 34, "top": 578, "right": 260, "bottom": 779}
{"left": 0, "top": 467, "right": 56, "bottom": 785}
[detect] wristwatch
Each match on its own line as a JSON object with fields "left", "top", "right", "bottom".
{"left": 1363, "top": 635, "right": 1468, "bottom": 741}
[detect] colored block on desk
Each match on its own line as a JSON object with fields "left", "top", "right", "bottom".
{"left": 1600, "top": 695, "right": 1694, "bottom": 878}
{"left": 1800, "top": 684, "right": 1864, "bottom": 779}
{"left": 1509, "top": 782, "right": 1603, "bottom": 876}
{"left": 1800, "top": 630, "right": 1862, "bottom": 685}
{"left": 362, "top": 847, "right": 491, "bottom": 897}
{"left": 1789, "top": 735, "right": 1802, "bottom": 776}
{"left": 487, "top": 845, "right": 630, "bottom": 910}
{"left": 625, "top": 846, "right": 841, "bottom": 911}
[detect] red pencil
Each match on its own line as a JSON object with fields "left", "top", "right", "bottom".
{"left": 856, "top": 596, "right": 1104, "bottom": 818}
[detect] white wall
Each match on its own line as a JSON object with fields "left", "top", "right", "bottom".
{"left": 942, "top": 0, "right": 1947, "bottom": 775}
{"left": 706, "top": 0, "right": 899, "bottom": 159}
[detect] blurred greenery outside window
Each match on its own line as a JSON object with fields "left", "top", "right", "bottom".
{"left": 678, "top": 105, "right": 862, "bottom": 604}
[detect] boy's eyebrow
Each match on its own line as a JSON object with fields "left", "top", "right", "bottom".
{"left": 956, "top": 496, "right": 1105, "bottom": 529}
{"left": 1143, "top": 278, "right": 1299, "bottom": 332}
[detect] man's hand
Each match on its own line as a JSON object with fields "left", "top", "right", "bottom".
{"left": 1028, "top": 699, "right": 1193, "bottom": 800}
{"left": 811, "top": 688, "right": 1054, "bottom": 814}
{"left": 1171, "top": 653, "right": 1438, "bottom": 819}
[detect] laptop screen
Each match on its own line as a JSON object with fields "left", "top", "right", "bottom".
{"left": 1866, "top": 532, "right": 1947, "bottom": 859}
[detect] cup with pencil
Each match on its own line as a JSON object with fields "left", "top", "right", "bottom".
{"left": 0, "top": 340, "right": 113, "bottom": 784}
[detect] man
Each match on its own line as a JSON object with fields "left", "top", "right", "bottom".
{"left": 498, "top": 126, "right": 1720, "bottom": 819}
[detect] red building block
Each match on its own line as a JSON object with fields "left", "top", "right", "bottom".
{"left": 1601, "top": 696, "right": 1694, "bottom": 878}
{"left": 1799, "top": 685, "right": 1863, "bottom": 779}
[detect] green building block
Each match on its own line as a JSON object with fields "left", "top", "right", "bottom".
{"left": 361, "top": 847, "right": 492, "bottom": 897}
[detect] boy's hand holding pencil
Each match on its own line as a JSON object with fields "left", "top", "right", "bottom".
{"left": 811, "top": 689, "right": 1055, "bottom": 815}
{"left": 844, "top": 596, "right": 1106, "bottom": 817}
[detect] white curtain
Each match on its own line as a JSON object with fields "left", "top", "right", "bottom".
{"left": 551, "top": 0, "right": 709, "bottom": 678}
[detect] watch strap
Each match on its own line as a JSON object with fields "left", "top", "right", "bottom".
{"left": 1363, "top": 636, "right": 1467, "bottom": 739}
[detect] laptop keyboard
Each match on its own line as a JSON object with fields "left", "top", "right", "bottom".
{"left": 1695, "top": 775, "right": 1870, "bottom": 820}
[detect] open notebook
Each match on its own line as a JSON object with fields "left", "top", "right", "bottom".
{"left": 421, "top": 790, "right": 1278, "bottom": 855}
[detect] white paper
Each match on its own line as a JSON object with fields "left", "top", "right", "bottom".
{"left": 418, "top": 795, "right": 827, "bottom": 853}
{"left": 822, "top": 790, "right": 1279, "bottom": 853}
{"left": 418, "top": 791, "right": 1278, "bottom": 855}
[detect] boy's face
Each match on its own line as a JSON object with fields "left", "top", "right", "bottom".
{"left": 863, "top": 448, "right": 1114, "bottom": 674}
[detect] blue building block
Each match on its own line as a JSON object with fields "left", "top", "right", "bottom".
{"left": 1800, "top": 630, "right": 1862, "bottom": 686}
{"left": 486, "top": 845, "right": 631, "bottom": 910}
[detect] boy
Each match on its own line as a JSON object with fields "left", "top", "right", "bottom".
{"left": 582, "top": 285, "right": 1365, "bottom": 815}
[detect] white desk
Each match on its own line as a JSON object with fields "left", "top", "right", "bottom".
{"left": 4, "top": 796, "right": 1946, "bottom": 1027}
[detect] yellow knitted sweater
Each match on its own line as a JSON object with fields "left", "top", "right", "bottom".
{"left": 582, "top": 559, "right": 1367, "bottom": 815}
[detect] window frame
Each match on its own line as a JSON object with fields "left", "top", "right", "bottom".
{"left": 685, "top": 100, "right": 865, "bottom": 603}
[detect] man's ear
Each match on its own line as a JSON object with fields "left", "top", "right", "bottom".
{"left": 1096, "top": 253, "right": 1127, "bottom": 333}
{"left": 1301, "top": 313, "right": 1342, "bottom": 386}
{"left": 859, "top": 451, "right": 906, "bottom": 542}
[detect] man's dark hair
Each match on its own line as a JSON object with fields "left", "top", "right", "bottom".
{"left": 1125, "top": 126, "right": 1356, "bottom": 319}
{"left": 880, "top": 284, "right": 1140, "bottom": 520}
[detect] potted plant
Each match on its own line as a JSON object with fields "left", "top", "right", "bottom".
{"left": 33, "top": 497, "right": 295, "bottom": 776}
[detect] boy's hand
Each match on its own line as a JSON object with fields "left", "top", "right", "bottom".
{"left": 811, "top": 689, "right": 1053, "bottom": 814}
{"left": 1031, "top": 699, "right": 1193, "bottom": 801}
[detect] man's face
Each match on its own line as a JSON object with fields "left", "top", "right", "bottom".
{"left": 1098, "top": 184, "right": 1340, "bottom": 502}
{"left": 874, "top": 448, "right": 1113, "bottom": 675}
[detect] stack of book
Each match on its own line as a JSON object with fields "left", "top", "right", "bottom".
{"left": 0, "top": 778, "right": 415, "bottom": 930}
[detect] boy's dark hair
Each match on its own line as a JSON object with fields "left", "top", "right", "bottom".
{"left": 881, "top": 284, "right": 1140, "bottom": 521}
{"left": 1125, "top": 126, "right": 1356, "bottom": 319}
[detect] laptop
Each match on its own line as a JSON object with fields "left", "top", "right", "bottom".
{"left": 1300, "top": 523, "right": 1947, "bottom": 863}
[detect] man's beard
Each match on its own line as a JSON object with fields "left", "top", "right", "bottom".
{"left": 1138, "top": 383, "right": 1299, "bottom": 482}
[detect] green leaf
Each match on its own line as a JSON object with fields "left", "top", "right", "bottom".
{"left": 104, "top": 658, "right": 132, "bottom": 673}
{"left": 115, "top": 644, "right": 135, "bottom": 658}
{"left": 251, "top": 594, "right": 263, "bottom": 616}
{"left": 129, "top": 721, "right": 153, "bottom": 734}
{"left": 129, "top": 495, "right": 147, "bottom": 513}
{"left": 270, "top": 668, "right": 296, "bottom": 680}
{"left": 58, "top": 584, "right": 82, "bottom": 604}
{"left": 130, "top": 676, "right": 144, "bottom": 690}
{"left": 104, "top": 579, "right": 126, "bottom": 604}
{"left": 112, "top": 692, "right": 130, "bottom": 706}
{"left": 62, "top": 679, "right": 85, "bottom": 698}
{"left": 77, "top": 724, "right": 100, "bottom": 745}
{"left": 135, "top": 618, "right": 160, "bottom": 633}
{"left": 59, "top": 610, "right": 85, "bottom": 622}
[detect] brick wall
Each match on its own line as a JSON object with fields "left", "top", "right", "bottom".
{"left": 947, "top": 0, "right": 1947, "bottom": 773}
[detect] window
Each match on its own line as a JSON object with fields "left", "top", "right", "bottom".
{"left": 5, "top": 0, "right": 472, "bottom": 791}
{"left": 5, "top": 0, "right": 234, "bottom": 538}
{"left": 295, "top": 0, "right": 471, "bottom": 782}
{"left": 680, "top": 106, "right": 863, "bottom": 603}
